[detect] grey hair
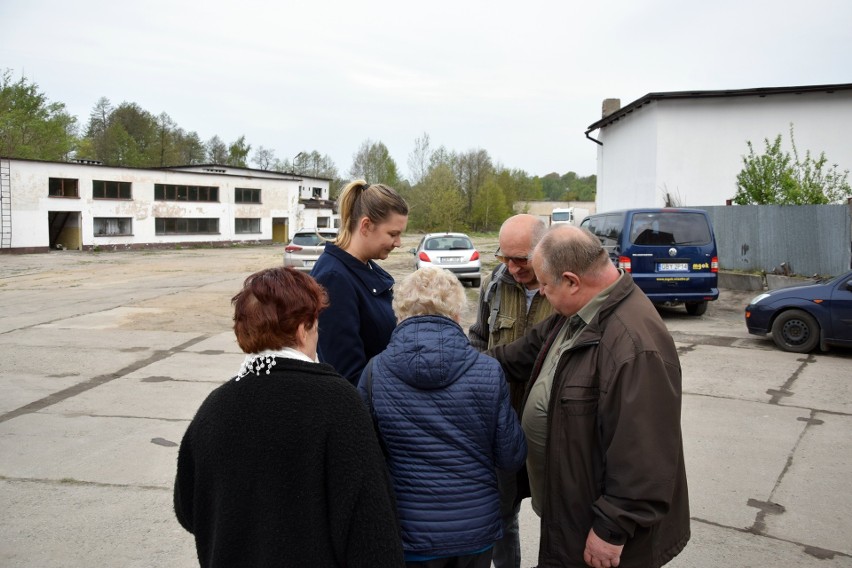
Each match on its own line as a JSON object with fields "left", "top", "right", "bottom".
{"left": 536, "top": 226, "right": 609, "bottom": 281}
{"left": 392, "top": 266, "right": 467, "bottom": 323}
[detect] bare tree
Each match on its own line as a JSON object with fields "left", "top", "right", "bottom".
{"left": 407, "top": 132, "right": 431, "bottom": 186}
{"left": 252, "top": 146, "right": 276, "bottom": 170}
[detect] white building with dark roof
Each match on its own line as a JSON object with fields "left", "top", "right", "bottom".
{"left": 0, "top": 158, "right": 335, "bottom": 253}
{"left": 585, "top": 84, "right": 852, "bottom": 213}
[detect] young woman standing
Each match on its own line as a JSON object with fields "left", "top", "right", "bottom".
{"left": 311, "top": 180, "right": 409, "bottom": 385}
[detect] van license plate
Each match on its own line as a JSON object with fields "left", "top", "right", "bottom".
{"left": 657, "top": 263, "right": 688, "bottom": 272}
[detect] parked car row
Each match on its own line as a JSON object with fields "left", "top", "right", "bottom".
{"left": 282, "top": 223, "right": 851, "bottom": 355}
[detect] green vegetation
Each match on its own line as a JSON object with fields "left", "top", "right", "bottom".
{"left": 0, "top": 70, "right": 595, "bottom": 232}
{"left": 734, "top": 124, "right": 851, "bottom": 205}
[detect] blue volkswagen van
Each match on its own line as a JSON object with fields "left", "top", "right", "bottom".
{"left": 580, "top": 208, "right": 719, "bottom": 315}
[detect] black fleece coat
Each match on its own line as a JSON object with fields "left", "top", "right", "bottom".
{"left": 174, "top": 358, "right": 404, "bottom": 567}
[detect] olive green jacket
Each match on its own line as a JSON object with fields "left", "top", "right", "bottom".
{"left": 469, "top": 264, "right": 553, "bottom": 412}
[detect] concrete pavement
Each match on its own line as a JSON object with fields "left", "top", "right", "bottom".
{"left": 0, "top": 247, "right": 850, "bottom": 567}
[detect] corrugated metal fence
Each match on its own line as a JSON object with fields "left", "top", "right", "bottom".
{"left": 698, "top": 204, "right": 852, "bottom": 277}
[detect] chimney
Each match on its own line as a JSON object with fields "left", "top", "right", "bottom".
{"left": 602, "top": 98, "right": 621, "bottom": 118}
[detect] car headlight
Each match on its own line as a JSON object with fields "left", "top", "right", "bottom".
{"left": 749, "top": 292, "right": 771, "bottom": 305}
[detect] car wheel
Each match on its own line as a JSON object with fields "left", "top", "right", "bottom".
{"left": 770, "top": 309, "right": 820, "bottom": 353}
{"left": 685, "top": 301, "right": 707, "bottom": 316}
{"left": 471, "top": 278, "right": 481, "bottom": 288}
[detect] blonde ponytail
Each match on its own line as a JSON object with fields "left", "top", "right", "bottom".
{"left": 335, "top": 180, "right": 408, "bottom": 249}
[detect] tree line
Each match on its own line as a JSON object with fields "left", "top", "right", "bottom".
{"left": 0, "top": 70, "right": 597, "bottom": 232}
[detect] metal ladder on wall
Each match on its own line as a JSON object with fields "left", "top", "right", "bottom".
{"left": 0, "top": 158, "right": 11, "bottom": 249}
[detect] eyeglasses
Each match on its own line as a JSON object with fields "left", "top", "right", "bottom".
{"left": 495, "top": 254, "right": 529, "bottom": 266}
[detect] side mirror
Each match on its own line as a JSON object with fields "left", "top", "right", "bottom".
{"left": 409, "top": 248, "right": 416, "bottom": 255}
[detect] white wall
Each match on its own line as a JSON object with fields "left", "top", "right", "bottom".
{"left": 594, "top": 90, "right": 852, "bottom": 213}
{"left": 595, "top": 105, "right": 659, "bottom": 212}
{"left": 5, "top": 159, "right": 319, "bottom": 250}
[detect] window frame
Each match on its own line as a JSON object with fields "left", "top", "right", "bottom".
{"left": 93, "top": 217, "right": 133, "bottom": 237}
{"left": 235, "top": 187, "right": 261, "bottom": 204}
{"left": 48, "top": 177, "right": 79, "bottom": 198}
{"left": 93, "top": 180, "right": 132, "bottom": 200}
{"left": 235, "top": 218, "right": 261, "bottom": 234}
{"left": 154, "top": 184, "right": 219, "bottom": 202}
{"left": 154, "top": 217, "right": 220, "bottom": 235}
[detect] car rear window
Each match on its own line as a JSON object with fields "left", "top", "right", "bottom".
{"left": 629, "top": 212, "right": 711, "bottom": 246}
{"left": 425, "top": 237, "right": 472, "bottom": 251}
{"left": 292, "top": 233, "right": 329, "bottom": 246}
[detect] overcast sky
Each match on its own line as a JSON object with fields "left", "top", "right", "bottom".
{"left": 3, "top": 0, "right": 851, "bottom": 179}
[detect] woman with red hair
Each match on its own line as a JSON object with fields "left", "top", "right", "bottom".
{"left": 174, "top": 266, "right": 404, "bottom": 567}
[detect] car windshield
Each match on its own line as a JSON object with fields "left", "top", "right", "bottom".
{"left": 629, "top": 212, "right": 711, "bottom": 246}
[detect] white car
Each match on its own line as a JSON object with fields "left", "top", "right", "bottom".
{"left": 410, "top": 232, "right": 481, "bottom": 287}
{"left": 283, "top": 228, "right": 337, "bottom": 272}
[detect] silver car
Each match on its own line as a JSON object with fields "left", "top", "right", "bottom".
{"left": 283, "top": 228, "right": 338, "bottom": 272}
{"left": 410, "top": 232, "right": 482, "bottom": 287}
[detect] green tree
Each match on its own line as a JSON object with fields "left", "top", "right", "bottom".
{"left": 0, "top": 70, "right": 77, "bottom": 160}
{"left": 152, "top": 112, "right": 182, "bottom": 166}
{"left": 494, "top": 168, "right": 543, "bottom": 209}
{"left": 175, "top": 130, "right": 206, "bottom": 165}
{"left": 734, "top": 124, "right": 851, "bottom": 204}
{"left": 540, "top": 172, "right": 564, "bottom": 200}
{"left": 227, "top": 135, "right": 251, "bottom": 167}
{"left": 109, "top": 102, "right": 158, "bottom": 166}
{"left": 470, "top": 177, "right": 512, "bottom": 231}
{"left": 349, "top": 140, "right": 401, "bottom": 188}
{"left": 409, "top": 163, "right": 465, "bottom": 232}
{"left": 453, "top": 149, "right": 493, "bottom": 216}
{"left": 206, "top": 135, "right": 228, "bottom": 163}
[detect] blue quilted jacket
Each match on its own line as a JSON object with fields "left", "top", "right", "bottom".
{"left": 358, "top": 314, "right": 527, "bottom": 558}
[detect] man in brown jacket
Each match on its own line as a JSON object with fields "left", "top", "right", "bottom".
{"left": 490, "top": 225, "right": 690, "bottom": 568}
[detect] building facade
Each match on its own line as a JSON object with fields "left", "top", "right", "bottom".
{"left": 0, "top": 158, "right": 335, "bottom": 253}
{"left": 585, "top": 84, "right": 852, "bottom": 213}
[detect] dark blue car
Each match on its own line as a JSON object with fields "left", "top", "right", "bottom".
{"left": 745, "top": 270, "right": 852, "bottom": 353}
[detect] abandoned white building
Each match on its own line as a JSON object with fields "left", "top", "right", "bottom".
{"left": 0, "top": 157, "right": 335, "bottom": 254}
{"left": 585, "top": 83, "right": 852, "bottom": 213}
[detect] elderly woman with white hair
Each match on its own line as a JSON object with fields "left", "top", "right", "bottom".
{"left": 358, "top": 266, "right": 527, "bottom": 568}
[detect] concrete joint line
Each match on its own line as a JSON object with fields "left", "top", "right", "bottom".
{"left": 766, "top": 354, "right": 814, "bottom": 405}
{"left": 0, "top": 334, "right": 211, "bottom": 424}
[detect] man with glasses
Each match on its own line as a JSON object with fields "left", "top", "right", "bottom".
{"left": 491, "top": 225, "right": 690, "bottom": 567}
{"left": 469, "top": 213, "right": 553, "bottom": 568}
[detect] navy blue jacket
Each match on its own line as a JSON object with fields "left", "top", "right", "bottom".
{"left": 358, "top": 315, "right": 527, "bottom": 558}
{"left": 311, "top": 243, "right": 397, "bottom": 385}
